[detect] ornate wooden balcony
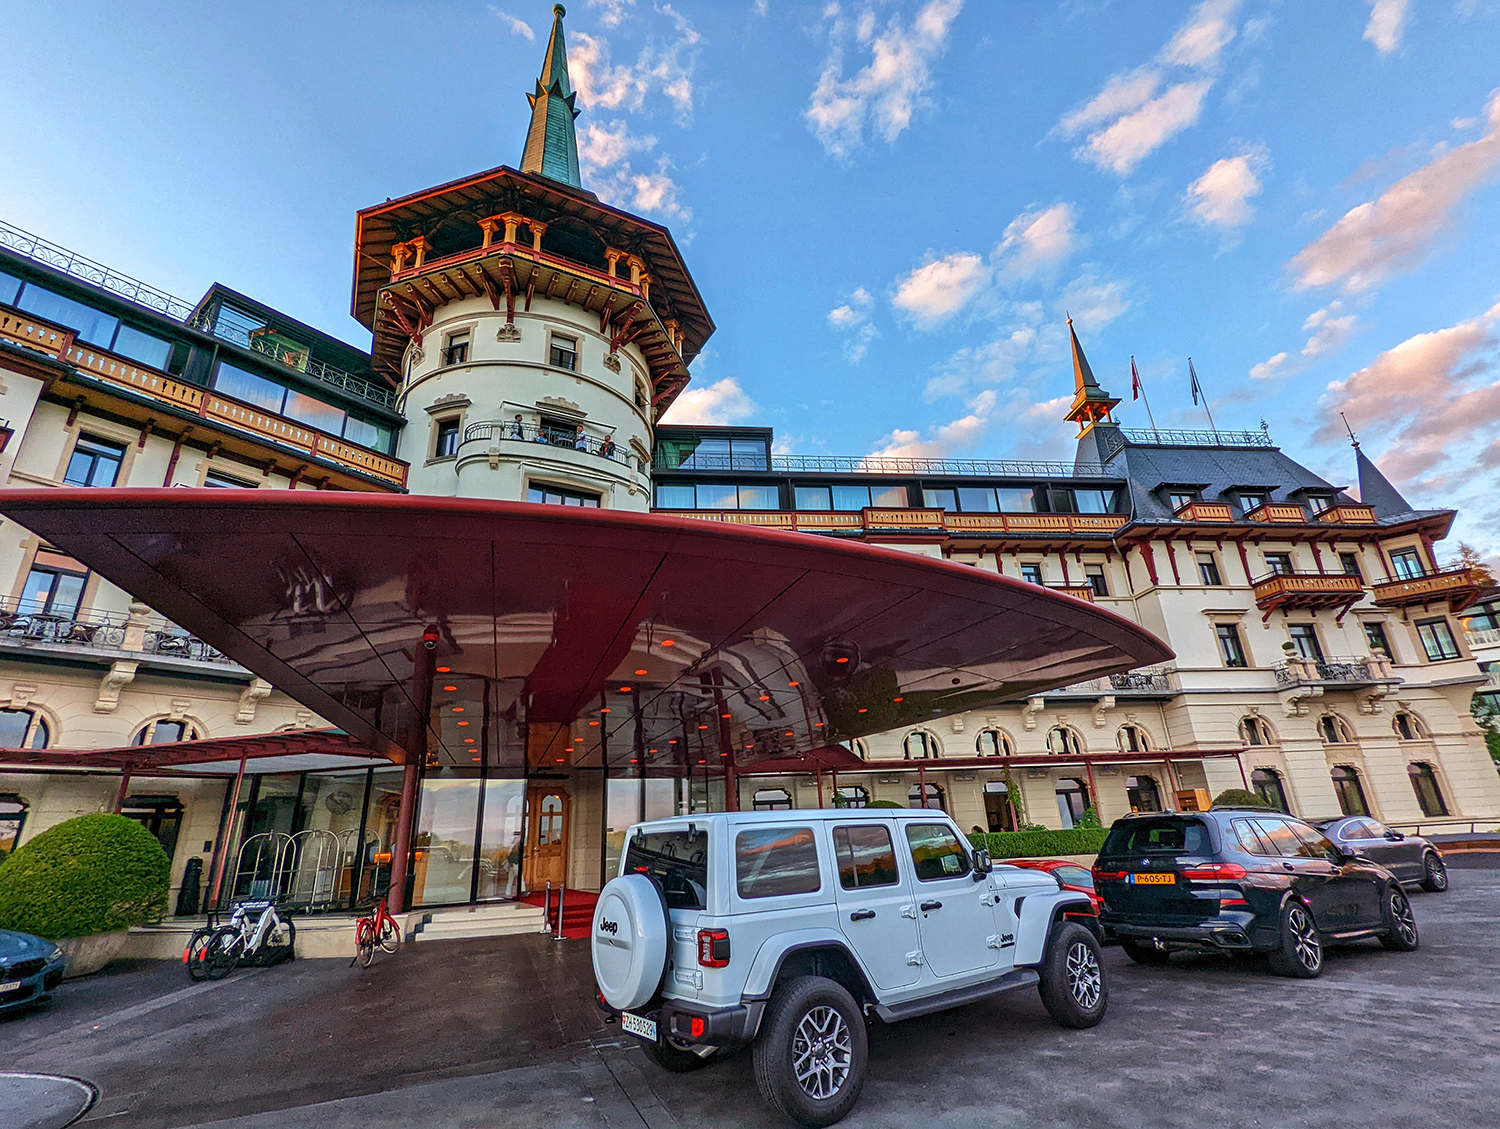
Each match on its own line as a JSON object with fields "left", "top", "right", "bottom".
{"left": 1173, "top": 500, "right": 1234, "bottom": 522}
{"left": 1371, "top": 567, "right": 1488, "bottom": 613}
{"left": 1245, "top": 503, "right": 1308, "bottom": 524}
{"left": 1316, "top": 504, "right": 1377, "bottom": 526}
{"left": 1252, "top": 571, "right": 1364, "bottom": 617}
{"left": 1047, "top": 584, "right": 1096, "bottom": 602}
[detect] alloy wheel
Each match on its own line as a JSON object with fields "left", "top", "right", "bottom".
{"left": 1390, "top": 891, "right": 1417, "bottom": 945}
{"left": 1066, "top": 941, "right": 1103, "bottom": 1010}
{"left": 791, "top": 1005, "right": 852, "bottom": 1101}
{"left": 1426, "top": 856, "right": 1448, "bottom": 891}
{"left": 1288, "top": 905, "right": 1320, "bottom": 971}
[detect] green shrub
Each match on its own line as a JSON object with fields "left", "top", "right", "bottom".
{"left": 1076, "top": 805, "right": 1103, "bottom": 830}
{"left": 1211, "top": 789, "right": 1268, "bottom": 809}
{"left": 0, "top": 814, "right": 169, "bottom": 939}
{"left": 965, "top": 827, "right": 1110, "bottom": 859}
{"left": 866, "top": 799, "right": 904, "bottom": 809}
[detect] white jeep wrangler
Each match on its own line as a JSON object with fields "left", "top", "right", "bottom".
{"left": 591, "top": 808, "right": 1106, "bottom": 1127}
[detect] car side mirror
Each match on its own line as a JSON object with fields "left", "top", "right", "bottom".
{"left": 973, "top": 849, "right": 992, "bottom": 878}
{"left": 1384, "top": 831, "right": 1404, "bottom": 841}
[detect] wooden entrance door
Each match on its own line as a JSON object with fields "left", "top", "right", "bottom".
{"left": 523, "top": 787, "right": 569, "bottom": 890}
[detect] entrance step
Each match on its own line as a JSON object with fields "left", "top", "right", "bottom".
{"left": 407, "top": 902, "right": 548, "bottom": 943}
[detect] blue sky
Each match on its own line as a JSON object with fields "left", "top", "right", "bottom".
{"left": 3, "top": 1, "right": 1499, "bottom": 560}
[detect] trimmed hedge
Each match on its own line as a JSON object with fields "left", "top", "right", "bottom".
{"left": 1211, "top": 789, "right": 1269, "bottom": 809}
{"left": 865, "top": 799, "right": 905, "bottom": 809}
{"left": 0, "top": 814, "right": 169, "bottom": 939}
{"left": 966, "top": 827, "right": 1110, "bottom": 859}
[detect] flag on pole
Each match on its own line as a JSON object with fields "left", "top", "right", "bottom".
{"left": 1131, "top": 357, "right": 1141, "bottom": 401}
{"left": 1189, "top": 358, "right": 1202, "bottom": 406}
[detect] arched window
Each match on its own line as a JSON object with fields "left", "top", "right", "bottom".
{"left": 908, "top": 782, "right": 945, "bottom": 811}
{"left": 983, "top": 780, "right": 1016, "bottom": 832}
{"left": 1126, "top": 775, "right": 1161, "bottom": 812}
{"left": 1331, "top": 765, "right": 1370, "bottom": 817}
{"left": 1318, "top": 715, "right": 1355, "bottom": 745}
{"left": 834, "top": 785, "right": 869, "bottom": 809}
{"left": 0, "top": 794, "right": 28, "bottom": 860}
{"left": 1252, "top": 768, "right": 1289, "bottom": 812}
{"left": 0, "top": 708, "right": 48, "bottom": 750}
{"left": 976, "top": 729, "right": 1014, "bottom": 757}
{"left": 903, "top": 731, "right": 939, "bottom": 760}
{"left": 1408, "top": 763, "right": 1448, "bottom": 817}
{"left": 1047, "top": 726, "right": 1083, "bottom": 756}
{"left": 131, "top": 719, "right": 200, "bottom": 746}
{"left": 839, "top": 739, "right": 869, "bottom": 759}
{"left": 753, "top": 788, "right": 792, "bottom": 811}
{"left": 1117, "top": 724, "right": 1151, "bottom": 753}
{"left": 1240, "top": 716, "right": 1275, "bottom": 747}
{"left": 1055, "top": 778, "right": 1090, "bottom": 828}
{"left": 1393, "top": 712, "right": 1428, "bottom": 741}
{"left": 119, "top": 794, "right": 184, "bottom": 858}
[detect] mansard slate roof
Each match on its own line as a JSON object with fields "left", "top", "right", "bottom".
{"left": 1355, "top": 442, "right": 1419, "bottom": 520}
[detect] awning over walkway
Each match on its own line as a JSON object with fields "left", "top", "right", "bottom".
{"left": 0, "top": 729, "right": 383, "bottom": 775}
{"left": 0, "top": 490, "right": 1172, "bottom": 774}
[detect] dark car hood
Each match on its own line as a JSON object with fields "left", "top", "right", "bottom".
{"left": 0, "top": 928, "right": 54, "bottom": 960}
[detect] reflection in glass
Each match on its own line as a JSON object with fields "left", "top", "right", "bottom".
{"left": 412, "top": 772, "right": 481, "bottom": 906}
{"left": 478, "top": 778, "right": 526, "bottom": 899}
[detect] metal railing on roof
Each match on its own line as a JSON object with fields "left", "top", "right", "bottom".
{"left": 195, "top": 312, "right": 397, "bottom": 410}
{"left": 0, "top": 219, "right": 197, "bottom": 321}
{"left": 656, "top": 452, "right": 1110, "bottom": 478}
{"left": 1120, "top": 427, "right": 1274, "bottom": 448}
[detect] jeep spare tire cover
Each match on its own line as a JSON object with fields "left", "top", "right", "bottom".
{"left": 592, "top": 873, "right": 670, "bottom": 1011}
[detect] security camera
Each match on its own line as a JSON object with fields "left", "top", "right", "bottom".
{"left": 422, "top": 626, "right": 440, "bottom": 651}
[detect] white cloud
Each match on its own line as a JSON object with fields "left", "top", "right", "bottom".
{"left": 996, "top": 203, "right": 1081, "bottom": 280}
{"left": 571, "top": 16, "right": 699, "bottom": 122}
{"left": 1249, "top": 351, "right": 1289, "bottom": 380}
{"left": 1058, "top": 273, "right": 1131, "bottom": 330}
{"left": 1291, "top": 90, "right": 1500, "bottom": 292}
{"left": 1301, "top": 304, "right": 1358, "bottom": 356}
{"left": 891, "top": 252, "right": 989, "bottom": 328}
{"left": 753, "top": 0, "right": 769, "bottom": 13}
{"left": 493, "top": 8, "right": 535, "bottom": 41}
{"left": 578, "top": 119, "right": 690, "bottom": 220}
{"left": 1364, "top": 0, "right": 1410, "bottom": 54}
{"left": 1056, "top": 1, "right": 1241, "bottom": 176}
{"left": 1186, "top": 146, "right": 1269, "bottom": 227}
{"left": 659, "top": 377, "right": 758, "bottom": 425}
{"left": 805, "top": 0, "right": 964, "bottom": 161}
{"left": 827, "top": 288, "right": 879, "bottom": 362}
{"left": 866, "top": 389, "right": 998, "bottom": 461}
{"left": 587, "top": 0, "right": 637, "bottom": 30}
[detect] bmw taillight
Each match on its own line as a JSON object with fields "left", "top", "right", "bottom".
{"left": 1092, "top": 869, "right": 1126, "bottom": 882}
{"left": 697, "top": 928, "right": 730, "bottom": 967}
{"left": 1182, "top": 863, "right": 1248, "bottom": 881}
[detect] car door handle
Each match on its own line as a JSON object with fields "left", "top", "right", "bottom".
{"left": 848, "top": 909, "right": 876, "bottom": 922}
{"left": 920, "top": 900, "right": 943, "bottom": 912}
{"left": 1282, "top": 863, "right": 1296, "bottom": 872}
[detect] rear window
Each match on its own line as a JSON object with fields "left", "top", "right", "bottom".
{"left": 1101, "top": 817, "right": 1213, "bottom": 856}
{"left": 623, "top": 830, "right": 708, "bottom": 910}
{"left": 736, "top": 826, "right": 822, "bottom": 899}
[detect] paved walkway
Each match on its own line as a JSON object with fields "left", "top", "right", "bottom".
{"left": 4, "top": 855, "right": 1498, "bottom": 1128}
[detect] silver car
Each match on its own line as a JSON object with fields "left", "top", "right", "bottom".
{"left": 1314, "top": 817, "right": 1447, "bottom": 892}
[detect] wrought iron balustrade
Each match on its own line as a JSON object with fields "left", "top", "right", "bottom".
{"left": 656, "top": 451, "right": 1110, "bottom": 478}
{"left": 462, "top": 420, "right": 639, "bottom": 470}
{"left": 1273, "top": 656, "right": 1374, "bottom": 686}
{"left": 0, "top": 598, "right": 236, "bottom": 665}
{"left": 1119, "top": 427, "right": 1274, "bottom": 448}
{"left": 1056, "top": 667, "right": 1174, "bottom": 694}
{"left": 194, "top": 312, "right": 396, "bottom": 410}
{"left": 0, "top": 219, "right": 196, "bottom": 321}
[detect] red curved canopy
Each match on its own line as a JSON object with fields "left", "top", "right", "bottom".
{"left": 0, "top": 490, "right": 1171, "bottom": 772}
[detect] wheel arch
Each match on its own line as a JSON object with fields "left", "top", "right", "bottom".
{"left": 742, "top": 932, "right": 879, "bottom": 1009}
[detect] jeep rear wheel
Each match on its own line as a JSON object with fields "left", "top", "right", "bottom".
{"left": 1038, "top": 922, "right": 1108, "bottom": 1029}
{"left": 752, "top": 976, "right": 866, "bottom": 1128}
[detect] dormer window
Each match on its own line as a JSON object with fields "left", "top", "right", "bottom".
{"left": 1168, "top": 491, "right": 1198, "bottom": 511}
{"left": 549, "top": 334, "right": 578, "bottom": 371}
{"left": 442, "top": 330, "right": 470, "bottom": 367}
{"left": 1238, "top": 492, "right": 1268, "bottom": 514}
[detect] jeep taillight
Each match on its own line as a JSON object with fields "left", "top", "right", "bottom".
{"left": 697, "top": 928, "right": 730, "bottom": 967}
{"left": 1182, "top": 863, "right": 1247, "bottom": 881}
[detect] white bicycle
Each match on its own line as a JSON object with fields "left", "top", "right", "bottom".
{"left": 203, "top": 899, "right": 296, "bottom": 980}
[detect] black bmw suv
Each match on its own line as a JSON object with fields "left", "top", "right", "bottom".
{"left": 1093, "top": 809, "right": 1420, "bottom": 978}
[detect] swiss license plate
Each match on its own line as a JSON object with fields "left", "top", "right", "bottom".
{"left": 0, "top": 979, "right": 21, "bottom": 992}
{"left": 621, "top": 1011, "right": 657, "bottom": 1041}
{"left": 1130, "top": 872, "right": 1175, "bottom": 885}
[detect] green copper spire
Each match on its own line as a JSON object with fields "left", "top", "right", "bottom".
{"left": 521, "top": 5, "right": 583, "bottom": 187}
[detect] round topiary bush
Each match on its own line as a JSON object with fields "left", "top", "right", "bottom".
{"left": 865, "top": 799, "right": 905, "bottom": 809}
{"left": 0, "top": 813, "right": 169, "bottom": 939}
{"left": 1211, "top": 788, "right": 1269, "bottom": 809}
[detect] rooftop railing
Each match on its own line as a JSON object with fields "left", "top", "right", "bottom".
{"left": 1119, "top": 428, "right": 1274, "bottom": 448}
{"left": 1466, "top": 627, "right": 1500, "bottom": 647}
{"left": 0, "top": 219, "right": 197, "bottom": 321}
{"left": 657, "top": 452, "right": 1110, "bottom": 478}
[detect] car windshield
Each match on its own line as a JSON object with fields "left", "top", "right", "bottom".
{"left": 1101, "top": 817, "right": 1213, "bottom": 856}
{"left": 622, "top": 829, "right": 708, "bottom": 910}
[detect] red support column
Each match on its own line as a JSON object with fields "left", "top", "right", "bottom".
{"left": 918, "top": 762, "right": 928, "bottom": 808}
{"left": 113, "top": 769, "right": 131, "bottom": 814}
{"left": 816, "top": 769, "right": 824, "bottom": 808}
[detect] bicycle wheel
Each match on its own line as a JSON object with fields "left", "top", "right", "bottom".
{"left": 355, "top": 919, "right": 376, "bottom": 968}
{"left": 379, "top": 917, "right": 401, "bottom": 954}
{"left": 186, "top": 928, "right": 213, "bottom": 982}
{"left": 205, "top": 927, "right": 241, "bottom": 980}
{"left": 262, "top": 917, "right": 296, "bottom": 965}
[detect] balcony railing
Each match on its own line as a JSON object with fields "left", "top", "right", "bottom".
{"left": 460, "top": 420, "right": 643, "bottom": 472}
{"left": 1245, "top": 503, "right": 1310, "bottom": 524}
{"left": 1057, "top": 667, "right": 1175, "bottom": 694}
{"left": 1173, "top": 500, "right": 1234, "bottom": 522}
{"left": 1273, "top": 656, "right": 1385, "bottom": 686}
{"left": 1371, "top": 566, "right": 1488, "bottom": 611}
{"left": 0, "top": 219, "right": 197, "bottom": 320}
{"left": 1119, "top": 428, "right": 1273, "bottom": 448}
{"left": 657, "top": 509, "right": 1129, "bottom": 538}
{"left": 1466, "top": 627, "right": 1500, "bottom": 647}
{"left": 1315, "top": 504, "right": 1376, "bottom": 526}
{"left": 1252, "top": 571, "right": 1364, "bottom": 613}
{"left": 0, "top": 599, "right": 236, "bottom": 666}
{"left": 191, "top": 310, "right": 396, "bottom": 410}
{"left": 655, "top": 451, "right": 1111, "bottom": 477}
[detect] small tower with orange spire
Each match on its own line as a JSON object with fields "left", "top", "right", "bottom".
{"left": 1062, "top": 318, "right": 1121, "bottom": 437}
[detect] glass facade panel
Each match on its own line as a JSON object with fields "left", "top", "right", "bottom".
{"left": 870, "top": 484, "right": 908, "bottom": 508}
{"left": 795, "top": 486, "right": 832, "bottom": 510}
{"left": 956, "top": 487, "right": 998, "bottom": 512}
{"left": 730, "top": 438, "right": 769, "bottom": 470}
{"left": 0, "top": 269, "right": 20, "bottom": 306}
{"left": 112, "top": 324, "right": 173, "bottom": 369}
{"left": 283, "top": 389, "right": 347, "bottom": 434}
{"left": 214, "top": 363, "right": 286, "bottom": 413}
{"left": 1073, "top": 489, "right": 1115, "bottom": 513}
{"left": 831, "top": 485, "right": 871, "bottom": 511}
{"left": 604, "top": 776, "right": 640, "bottom": 883}
{"left": 656, "top": 484, "right": 696, "bottom": 509}
{"left": 343, "top": 416, "right": 393, "bottom": 452}
{"left": 17, "top": 283, "right": 119, "bottom": 345}
{"left": 996, "top": 488, "right": 1036, "bottom": 512}
{"left": 695, "top": 483, "right": 740, "bottom": 510}
{"left": 922, "top": 488, "right": 956, "bottom": 510}
{"left": 737, "top": 484, "right": 780, "bottom": 510}
{"left": 412, "top": 773, "right": 481, "bottom": 906}
{"left": 1416, "top": 618, "right": 1461, "bottom": 661}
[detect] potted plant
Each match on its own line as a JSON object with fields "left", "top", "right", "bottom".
{"left": 0, "top": 813, "right": 169, "bottom": 977}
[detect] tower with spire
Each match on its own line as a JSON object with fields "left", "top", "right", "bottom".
{"left": 1062, "top": 318, "right": 1121, "bottom": 437}
{"left": 346, "top": 3, "right": 713, "bottom": 511}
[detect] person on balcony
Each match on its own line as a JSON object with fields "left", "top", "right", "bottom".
{"left": 574, "top": 426, "right": 589, "bottom": 452}
{"left": 510, "top": 414, "right": 525, "bottom": 440}
{"left": 600, "top": 435, "right": 616, "bottom": 460}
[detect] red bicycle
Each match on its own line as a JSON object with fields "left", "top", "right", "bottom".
{"left": 353, "top": 895, "right": 401, "bottom": 968}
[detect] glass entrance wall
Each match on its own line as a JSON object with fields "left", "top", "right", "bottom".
{"left": 412, "top": 771, "right": 481, "bottom": 907}
{"left": 478, "top": 778, "right": 527, "bottom": 899}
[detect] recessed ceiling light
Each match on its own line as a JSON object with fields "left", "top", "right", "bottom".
{"left": 634, "top": 669, "right": 648, "bottom": 676}
{"left": 442, "top": 685, "right": 457, "bottom": 692}
{"left": 836, "top": 656, "right": 849, "bottom": 663}
{"left": 893, "top": 696, "right": 904, "bottom": 702}
{"left": 436, "top": 666, "right": 451, "bottom": 673}
{"left": 789, "top": 680, "right": 800, "bottom": 687}
{"left": 590, "top": 720, "right": 600, "bottom": 727}
{"left": 662, "top": 639, "right": 675, "bottom": 646}
{"left": 619, "top": 686, "right": 632, "bottom": 692}
{"left": 857, "top": 708, "right": 868, "bottom": 714}
{"left": 452, "top": 706, "right": 464, "bottom": 712}
{"left": 458, "top": 721, "right": 469, "bottom": 727}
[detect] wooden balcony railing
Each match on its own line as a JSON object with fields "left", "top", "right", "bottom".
{"left": 1252, "top": 571, "right": 1364, "bottom": 615}
{"left": 1316, "top": 504, "right": 1377, "bottom": 525}
{"left": 1371, "top": 567, "right": 1488, "bottom": 613}
{"left": 1173, "top": 501, "right": 1234, "bottom": 522}
{"left": 1245, "top": 503, "right": 1309, "bottom": 524}
{"left": 1, "top": 310, "right": 73, "bottom": 360}
{"left": 1047, "top": 584, "right": 1097, "bottom": 602}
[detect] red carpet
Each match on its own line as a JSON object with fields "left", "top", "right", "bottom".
{"left": 519, "top": 888, "right": 599, "bottom": 939}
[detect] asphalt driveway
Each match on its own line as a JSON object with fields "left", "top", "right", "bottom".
{"left": 4, "top": 855, "right": 1497, "bottom": 1129}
